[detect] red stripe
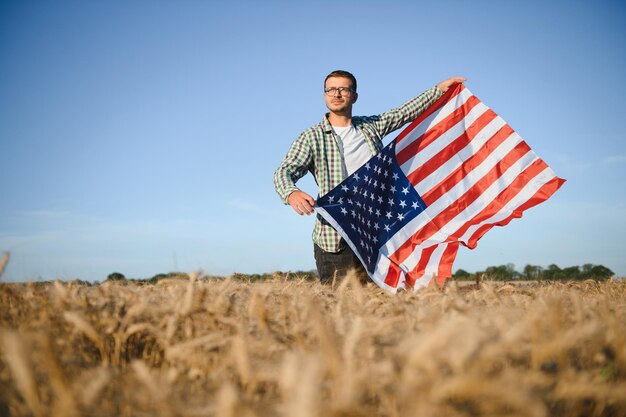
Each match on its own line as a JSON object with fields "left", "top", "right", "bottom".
{"left": 395, "top": 83, "right": 466, "bottom": 145}
{"left": 465, "top": 176, "right": 565, "bottom": 248}
{"left": 404, "top": 245, "right": 438, "bottom": 288}
{"left": 438, "top": 243, "right": 459, "bottom": 278}
{"left": 448, "top": 158, "right": 550, "bottom": 245}
{"left": 396, "top": 95, "right": 481, "bottom": 166}
{"left": 420, "top": 124, "right": 516, "bottom": 204}
{"left": 383, "top": 261, "right": 403, "bottom": 288}
{"left": 405, "top": 108, "right": 498, "bottom": 188}
{"left": 389, "top": 141, "right": 535, "bottom": 265}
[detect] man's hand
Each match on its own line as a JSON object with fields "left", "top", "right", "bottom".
{"left": 288, "top": 190, "right": 315, "bottom": 215}
{"left": 436, "top": 77, "right": 467, "bottom": 93}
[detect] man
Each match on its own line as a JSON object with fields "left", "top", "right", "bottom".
{"left": 274, "top": 70, "right": 465, "bottom": 283}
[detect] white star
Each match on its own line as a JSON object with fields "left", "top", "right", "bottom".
{"left": 341, "top": 207, "right": 348, "bottom": 215}
{"left": 354, "top": 173, "right": 360, "bottom": 181}
{"left": 338, "top": 197, "right": 343, "bottom": 204}
{"left": 402, "top": 187, "right": 409, "bottom": 195}
{"left": 399, "top": 200, "right": 407, "bottom": 208}
{"left": 328, "top": 195, "right": 334, "bottom": 203}
{"left": 374, "top": 223, "right": 380, "bottom": 230}
{"left": 377, "top": 196, "right": 383, "bottom": 204}
{"left": 380, "top": 183, "right": 386, "bottom": 191}
{"left": 397, "top": 213, "right": 405, "bottom": 221}
{"left": 348, "top": 198, "right": 353, "bottom": 204}
{"left": 375, "top": 209, "right": 381, "bottom": 216}
{"left": 386, "top": 211, "right": 393, "bottom": 219}
{"left": 383, "top": 170, "right": 389, "bottom": 178}
{"left": 392, "top": 172, "right": 399, "bottom": 180}
{"left": 351, "top": 210, "right": 356, "bottom": 218}
{"left": 388, "top": 198, "right": 395, "bottom": 206}
{"left": 365, "top": 163, "right": 371, "bottom": 170}
{"left": 372, "top": 236, "right": 378, "bottom": 244}
{"left": 341, "top": 185, "right": 349, "bottom": 192}
{"left": 353, "top": 186, "right": 359, "bottom": 193}
{"left": 412, "top": 201, "right": 419, "bottom": 209}
{"left": 384, "top": 224, "right": 391, "bottom": 232}
{"left": 390, "top": 185, "right": 396, "bottom": 193}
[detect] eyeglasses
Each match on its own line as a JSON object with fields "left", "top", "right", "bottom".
{"left": 324, "top": 87, "right": 355, "bottom": 96}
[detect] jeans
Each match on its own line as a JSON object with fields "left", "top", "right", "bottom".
{"left": 314, "top": 243, "right": 367, "bottom": 284}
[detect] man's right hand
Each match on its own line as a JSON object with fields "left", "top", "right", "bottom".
{"left": 288, "top": 190, "right": 315, "bottom": 216}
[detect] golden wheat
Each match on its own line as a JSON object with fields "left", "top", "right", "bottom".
{"left": 1, "top": 275, "right": 625, "bottom": 416}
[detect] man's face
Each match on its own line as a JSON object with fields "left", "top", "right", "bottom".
{"left": 324, "top": 76, "right": 358, "bottom": 114}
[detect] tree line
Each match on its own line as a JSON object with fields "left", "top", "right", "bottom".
{"left": 453, "top": 263, "right": 615, "bottom": 281}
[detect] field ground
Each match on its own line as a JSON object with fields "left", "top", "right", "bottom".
{"left": 1, "top": 275, "right": 626, "bottom": 417}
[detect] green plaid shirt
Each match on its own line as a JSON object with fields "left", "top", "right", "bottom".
{"left": 274, "top": 86, "right": 443, "bottom": 253}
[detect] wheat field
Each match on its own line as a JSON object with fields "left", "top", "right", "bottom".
{"left": 1, "top": 274, "right": 625, "bottom": 417}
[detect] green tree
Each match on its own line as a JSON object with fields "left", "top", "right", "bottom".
{"left": 523, "top": 264, "right": 543, "bottom": 280}
{"left": 453, "top": 269, "right": 472, "bottom": 280}
{"left": 106, "top": 272, "right": 126, "bottom": 281}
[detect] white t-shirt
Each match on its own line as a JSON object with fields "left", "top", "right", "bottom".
{"left": 332, "top": 124, "right": 373, "bottom": 177}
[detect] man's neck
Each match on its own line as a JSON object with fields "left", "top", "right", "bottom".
{"left": 328, "top": 111, "right": 352, "bottom": 127}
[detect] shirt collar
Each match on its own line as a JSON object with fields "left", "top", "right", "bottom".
{"left": 322, "top": 113, "right": 359, "bottom": 133}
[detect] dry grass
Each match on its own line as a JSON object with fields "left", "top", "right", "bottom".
{"left": 1, "top": 274, "right": 625, "bottom": 417}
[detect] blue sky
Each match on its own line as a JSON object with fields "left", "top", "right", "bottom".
{"left": 1, "top": 0, "right": 625, "bottom": 281}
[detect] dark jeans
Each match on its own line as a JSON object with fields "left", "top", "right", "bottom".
{"left": 314, "top": 243, "right": 368, "bottom": 284}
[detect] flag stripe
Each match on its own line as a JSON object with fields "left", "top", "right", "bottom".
{"left": 397, "top": 96, "right": 484, "bottom": 167}
{"left": 448, "top": 162, "right": 553, "bottom": 244}
{"left": 419, "top": 124, "right": 516, "bottom": 204}
{"left": 404, "top": 107, "right": 497, "bottom": 187}
{"left": 463, "top": 174, "right": 565, "bottom": 248}
{"left": 395, "top": 85, "right": 470, "bottom": 153}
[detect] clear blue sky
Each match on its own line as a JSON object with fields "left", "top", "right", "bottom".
{"left": 1, "top": 0, "right": 625, "bottom": 281}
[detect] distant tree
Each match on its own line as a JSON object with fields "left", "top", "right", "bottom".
{"left": 585, "top": 265, "right": 614, "bottom": 281}
{"left": 562, "top": 266, "right": 581, "bottom": 280}
{"left": 543, "top": 264, "right": 562, "bottom": 280}
{"left": 453, "top": 269, "right": 472, "bottom": 280}
{"left": 523, "top": 264, "right": 543, "bottom": 280}
{"left": 484, "top": 263, "right": 519, "bottom": 280}
{"left": 106, "top": 272, "right": 126, "bottom": 281}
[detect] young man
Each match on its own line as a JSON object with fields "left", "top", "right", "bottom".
{"left": 274, "top": 70, "right": 465, "bottom": 283}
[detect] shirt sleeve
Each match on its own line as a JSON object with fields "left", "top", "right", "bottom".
{"left": 273, "top": 132, "right": 314, "bottom": 204}
{"left": 369, "top": 86, "right": 444, "bottom": 138}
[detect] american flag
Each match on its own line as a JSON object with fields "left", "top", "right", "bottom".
{"left": 315, "top": 84, "right": 565, "bottom": 293}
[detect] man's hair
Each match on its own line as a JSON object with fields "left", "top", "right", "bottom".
{"left": 324, "top": 70, "right": 357, "bottom": 92}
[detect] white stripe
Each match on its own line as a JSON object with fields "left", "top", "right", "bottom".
{"left": 412, "top": 150, "right": 539, "bottom": 249}
{"left": 458, "top": 167, "right": 558, "bottom": 246}
{"left": 399, "top": 102, "right": 489, "bottom": 176}
{"left": 411, "top": 117, "right": 512, "bottom": 196}
{"left": 395, "top": 88, "right": 473, "bottom": 154}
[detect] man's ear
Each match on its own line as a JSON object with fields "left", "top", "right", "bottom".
{"left": 352, "top": 92, "right": 358, "bottom": 104}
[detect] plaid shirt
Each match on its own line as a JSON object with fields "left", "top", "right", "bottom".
{"left": 274, "top": 86, "right": 443, "bottom": 253}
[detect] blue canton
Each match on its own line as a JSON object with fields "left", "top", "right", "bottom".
{"left": 316, "top": 141, "right": 428, "bottom": 273}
